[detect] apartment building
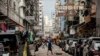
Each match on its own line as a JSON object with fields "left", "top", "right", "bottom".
{"left": 38, "top": 0, "right": 44, "bottom": 32}
{"left": 96, "top": 0, "right": 100, "bottom": 36}
{"left": 55, "top": 0, "right": 96, "bottom": 37}
{"left": 0, "top": 0, "right": 39, "bottom": 34}
{"left": 0, "top": 0, "right": 26, "bottom": 32}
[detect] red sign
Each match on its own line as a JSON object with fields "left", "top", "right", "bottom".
{"left": 0, "top": 22, "right": 7, "bottom": 32}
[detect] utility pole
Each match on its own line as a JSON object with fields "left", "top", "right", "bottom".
{"left": 96, "top": 0, "right": 100, "bottom": 37}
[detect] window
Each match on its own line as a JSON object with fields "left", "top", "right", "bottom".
{"left": 39, "top": 10, "right": 42, "bottom": 12}
{"left": 68, "top": 16, "right": 74, "bottom": 21}
{"left": 40, "top": 18, "right": 42, "bottom": 19}
{"left": 13, "top": 2, "right": 16, "bottom": 11}
{"left": 68, "top": 0, "right": 74, "bottom": 3}
{"left": 69, "top": 11, "right": 73, "bottom": 14}
{"left": 9, "top": 0, "right": 12, "bottom": 7}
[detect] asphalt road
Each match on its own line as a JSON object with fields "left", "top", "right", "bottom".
{"left": 29, "top": 44, "right": 72, "bottom": 56}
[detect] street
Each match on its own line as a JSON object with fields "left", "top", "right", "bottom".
{"left": 0, "top": 0, "right": 99, "bottom": 56}
{"left": 29, "top": 44, "right": 72, "bottom": 56}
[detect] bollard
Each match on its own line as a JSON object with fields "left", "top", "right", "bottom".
{"left": 23, "top": 42, "right": 27, "bottom": 56}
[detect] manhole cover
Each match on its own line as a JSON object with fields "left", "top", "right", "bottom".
{"left": 55, "top": 53, "right": 62, "bottom": 55}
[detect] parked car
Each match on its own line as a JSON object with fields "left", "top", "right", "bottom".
{"left": 87, "top": 37, "right": 100, "bottom": 56}
{"left": 88, "top": 37, "right": 100, "bottom": 41}
{"left": 65, "top": 38, "right": 78, "bottom": 54}
{"left": 88, "top": 41, "right": 100, "bottom": 56}
{"left": 69, "top": 40, "right": 78, "bottom": 54}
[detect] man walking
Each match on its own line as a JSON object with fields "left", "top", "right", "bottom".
{"left": 47, "top": 36, "right": 53, "bottom": 55}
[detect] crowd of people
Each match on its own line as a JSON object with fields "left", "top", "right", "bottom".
{"left": 31, "top": 35, "right": 100, "bottom": 56}
{"left": 33, "top": 36, "right": 54, "bottom": 55}
{"left": 57, "top": 39, "right": 100, "bottom": 56}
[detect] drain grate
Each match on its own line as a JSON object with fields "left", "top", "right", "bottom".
{"left": 55, "top": 53, "right": 62, "bottom": 55}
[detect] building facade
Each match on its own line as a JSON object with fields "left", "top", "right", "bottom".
{"left": 55, "top": 0, "right": 62, "bottom": 33}
{"left": 44, "top": 16, "right": 53, "bottom": 36}
{"left": 0, "top": 0, "right": 26, "bottom": 32}
{"left": 32, "top": 0, "right": 44, "bottom": 36}
{"left": 38, "top": 0, "right": 44, "bottom": 32}
{"left": 55, "top": 0, "right": 96, "bottom": 38}
{"left": 96, "top": 0, "right": 100, "bottom": 36}
{"left": 0, "top": 0, "right": 38, "bottom": 35}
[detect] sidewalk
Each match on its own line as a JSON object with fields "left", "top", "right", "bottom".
{"left": 29, "top": 44, "right": 72, "bottom": 56}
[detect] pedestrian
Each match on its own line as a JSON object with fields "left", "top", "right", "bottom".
{"left": 77, "top": 39, "right": 83, "bottom": 56}
{"left": 76, "top": 44, "right": 80, "bottom": 56}
{"left": 61, "top": 40, "right": 66, "bottom": 51}
{"left": 34, "top": 41, "right": 39, "bottom": 52}
{"left": 98, "top": 47, "right": 100, "bottom": 56}
{"left": 42, "top": 39, "right": 47, "bottom": 48}
{"left": 83, "top": 41, "right": 89, "bottom": 56}
{"left": 74, "top": 43, "right": 77, "bottom": 56}
{"left": 65, "top": 42, "right": 69, "bottom": 53}
{"left": 80, "top": 45, "right": 84, "bottom": 56}
{"left": 35, "top": 43, "right": 39, "bottom": 52}
{"left": 33, "top": 41, "right": 39, "bottom": 56}
{"left": 22, "top": 30, "right": 29, "bottom": 44}
{"left": 47, "top": 36, "right": 53, "bottom": 55}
